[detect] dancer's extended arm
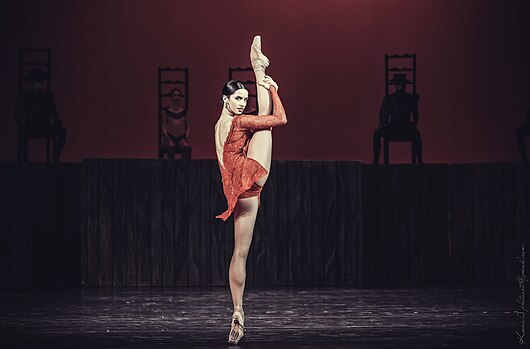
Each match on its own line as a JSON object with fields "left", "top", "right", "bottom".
{"left": 238, "top": 86, "right": 286, "bottom": 130}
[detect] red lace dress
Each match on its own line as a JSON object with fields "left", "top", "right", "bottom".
{"left": 216, "top": 86, "right": 286, "bottom": 221}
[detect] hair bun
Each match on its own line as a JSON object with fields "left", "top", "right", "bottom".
{"left": 221, "top": 80, "right": 247, "bottom": 102}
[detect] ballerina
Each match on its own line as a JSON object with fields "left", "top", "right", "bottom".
{"left": 214, "top": 35, "right": 287, "bottom": 344}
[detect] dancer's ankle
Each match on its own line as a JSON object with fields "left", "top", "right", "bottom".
{"left": 252, "top": 58, "right": 266, "bottom": 73}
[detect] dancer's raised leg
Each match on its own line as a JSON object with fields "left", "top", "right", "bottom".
{"left": 248, "top": 35, "right": 273, "bottom": 186}
{"left": 251, "top": 35, "right": 272, "bottom": 115}
{"left": 228, "top": 196, "right": 259, "bottom": 343}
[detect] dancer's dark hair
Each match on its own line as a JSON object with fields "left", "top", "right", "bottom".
{"left": 220, "top": 80, "right": 246, "bottom": 104}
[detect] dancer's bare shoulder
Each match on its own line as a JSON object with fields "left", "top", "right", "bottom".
{"left": 215, "top": 115, "right": 235, "bottom": 166}
{"left": 215, "top": 116, "right": 234, "bottom": 143}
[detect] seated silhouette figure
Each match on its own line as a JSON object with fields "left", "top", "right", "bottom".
{"left": 516, "top": 107, "right": 530, "bottom": 161}
{"left": 372, "top": 73, "right": 423, "bottom": 164}
{"left": 14, "top": 68, "right": 67, "bottom": 162}
{"left": 161, "top": 88, "right": 191, "bottom": 160}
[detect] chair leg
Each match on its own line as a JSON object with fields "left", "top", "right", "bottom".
{"left": 18, "top": 137, "right": 22, "bottom": 162}
{"left": 46, "top": 138, "right": 51, "bottom": 162}
{"left": 18, "top": 128, "right": 23, "bottom": 162}
{"left": 19, "top": 135, "right": 28, "bottom": 162}
{"left": 383, "top": 139, "right": 389, "bottom": 164}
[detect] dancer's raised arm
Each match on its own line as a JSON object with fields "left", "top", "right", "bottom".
{"left": 238, "top": 85, "right": 286, "bottom": 129}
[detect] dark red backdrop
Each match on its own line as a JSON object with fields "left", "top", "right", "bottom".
{"left": 1, "top": 0, "right": 529, "bottom": 163}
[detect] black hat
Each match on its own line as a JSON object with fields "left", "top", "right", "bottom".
{"left": 389, "top": 73, "right": 407, "bottom": 85}
{"left": 26, "top": 68, "right": 49, "bottom": 83}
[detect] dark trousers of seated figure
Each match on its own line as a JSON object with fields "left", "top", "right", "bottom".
{"left": 516, "top": 126, "right": 529, "bottom": 161}
{"left": 373, "top": 126, "right": 423, "bottom": 163}
{"left": 20, "top": 125, "right": 67, "bottom": 162}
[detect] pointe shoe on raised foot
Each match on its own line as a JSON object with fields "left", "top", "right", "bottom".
{"left": 228, "top": 309, "right": 245, "bottom": 344}
{"left": 250, "top": 35, "right": 270, "bottom": 72}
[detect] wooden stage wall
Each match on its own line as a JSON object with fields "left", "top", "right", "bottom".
{"left": 81, "top": 159, "right": 363, "bottom": 287}
{"left": 0, "top": 160, "right": 528, "bottom": 288}
{"left": 362, "top": 163, "right": 530, "bottom": 287}
{"left": 80, "top": 160, "right": 529, "bottom": 287}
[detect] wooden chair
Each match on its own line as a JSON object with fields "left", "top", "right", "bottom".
{"left": 383, "top": 132, "right": 418, "bottom": 164}
{"left": 17, "top": 48, "right": 54, "bottom": 162}
{"left": 383, "top": 53, "right": 420, "bottom": 164}
{"left": 157, "top": 66, "right": 191, "bottom": 159}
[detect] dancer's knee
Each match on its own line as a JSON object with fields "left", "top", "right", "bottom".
{"left": 234, "top": 247, "right": 250, "bottom": 260}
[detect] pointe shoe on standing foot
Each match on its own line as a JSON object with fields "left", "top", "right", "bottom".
{"left": 228, "top": 308, "right": 245, "bottom": 344}
{"left": 250, "top": 35, "right": 270, "bottom": 72}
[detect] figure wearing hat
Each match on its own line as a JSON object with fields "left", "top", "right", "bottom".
{"left": 372, "top": 73, "right": 423, "bottom": 163}
{"left": 13, "top": 68, "right": 67, "bottom": 162}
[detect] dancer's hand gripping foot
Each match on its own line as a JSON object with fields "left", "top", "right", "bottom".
{"left": 228, "top": 308, "right": 245, "bottom": 344}
{"left": 250, "top": 35, "right": 270, "bottom": 72}
{"left": 258, "top": 75, "right": 278, "bottom": 91}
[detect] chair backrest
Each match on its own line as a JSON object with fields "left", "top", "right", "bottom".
{"left": 384, "top": 54, "right": 416, "bottom": 96}
{"left": 157, "top": 66, "right": 189, "bottom": 158}
{"left": 228, "top": 66, "right": 257, "bottom": 115}
{"left": 19, "top": 48, "right": 51, "bottom": 93}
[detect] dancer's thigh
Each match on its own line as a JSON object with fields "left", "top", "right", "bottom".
{"left": 233, "top": 197, "right": 259, "bottom": 252}
{"left": 247, "top": 130, "right": 272, "bottom": 186}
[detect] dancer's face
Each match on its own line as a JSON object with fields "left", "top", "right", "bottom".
{"left": 225, "top": 89, "right": 248, "bottom": 115}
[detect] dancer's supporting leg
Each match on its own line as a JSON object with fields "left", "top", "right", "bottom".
{"left": 227, "top": 35, "right": 274, "bottom": 344}
{"left": 248, "top": 35, "right": 273, "bottom": 186}
{"left": 228, "top": 196, "right": 258, "bottom": 343}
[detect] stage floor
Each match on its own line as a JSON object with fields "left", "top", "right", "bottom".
{"left": 0, "top": 286, "right": 521, "bottom": 348}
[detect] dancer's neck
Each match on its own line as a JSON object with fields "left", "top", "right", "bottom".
{"left": 221, "top": 109, "right": 234, "bottom": 118}
{"left": 221, "top": 104, "right": 238, "bottom": 118}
